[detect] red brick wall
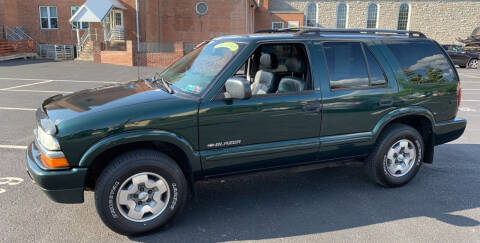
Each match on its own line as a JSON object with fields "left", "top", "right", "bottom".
{"left": 254, "top": 0, "right": 304, "bottom": 31}
{"left": 96, "top": 40, "right": 134, "bottom": 66}
{"left": 116, "top": 0, "right": 138, "bottom": 42}
{"left": 135, "top": 42, "right": 184, "bottom": 67}
{"left": 1, "top": 0, "right": 87, "bottom": 45}
{"left": 93, "top": 40, "right": 183, "bottom": 68}
{"left": 0, "top": 0, "right": 21, "bottom": 27}
{"left": 138, "top": 0, "right": 253, "bottom": 46}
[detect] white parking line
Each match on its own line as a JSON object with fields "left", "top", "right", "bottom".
{"left": 0, "top": 145, "right": 27, "bottom": 150}
{"left": 0, "top": 77, "right": 118, "bottom": 84}
{"left": 0, "top": 107, "right": 36, "bottom": 111}
{"left": 0, "top": 89, "right": 72, "bottom": 94}
{"left": 0, "top": 80, "right": 53, "bottom": 91}
{"left": 460, "top": 73, "right": 480, "bottom": 79}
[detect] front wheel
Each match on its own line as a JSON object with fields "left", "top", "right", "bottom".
{"left": 94, "top": 150, "right": 188, "bottom": 235}
{"left": 365, "top": 124, "right": 424, "bottom": 187}
{"left": 468, "top": 58, "right": 479, "bottom": 69}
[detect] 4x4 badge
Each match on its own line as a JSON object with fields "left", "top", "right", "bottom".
{"left": 207, "top": 140, "right": 242, "bottom": 148}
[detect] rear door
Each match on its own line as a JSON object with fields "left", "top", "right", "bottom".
{"left": 445, "top": 45, "right": 460, "bottom": 64}
{"left": 453, "top": 46, "right": 470, "bottom": 66}
{"left": 312, "top": 40, "right": 398, "bottom": 159}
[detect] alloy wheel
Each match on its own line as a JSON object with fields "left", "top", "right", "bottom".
{"left": 116, "top": 172, "right": 170, "bottom": 222}
{"left": 469, "top": 59, "right": 479, "bottom": 69}
{"left": 384, "top": 139, "right": 417, "bottom": 177}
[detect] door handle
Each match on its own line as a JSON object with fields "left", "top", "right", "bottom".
{"left": 303, "top": 103, "right": 321, "bottom": 112}
{"left": 379, "top": 98, "right": 393, "bottom": 107}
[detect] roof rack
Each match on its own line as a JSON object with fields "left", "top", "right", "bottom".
{"left": 254, "top": 28, "right": 303, "bottom": 33}
{"left": 255, "top": 27, "right": 427, "bottom": 38}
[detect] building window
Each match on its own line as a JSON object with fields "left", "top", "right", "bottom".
{"left": 397, "top": 3, "right": 410, "bottom": 30}
{"left": 305, "top": 2, "right": 317, "bottom": 27}
{"left": 272, "top": 22, "right": 284, "bottom": 30}
{"left": 71, "top": 7, "right": 89, "bottom": 29}
{"left": 366, "top": 3, "right": 378, "bottom": 28}
{"left": 336, "top": 3, "right": 348, "bottom": 28}
{"left": 40, "top": 6, "right": 58, "bottom": 29}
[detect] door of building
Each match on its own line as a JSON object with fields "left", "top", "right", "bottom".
{"left": 111, "top": 10, "right": 124, "bottom": 30}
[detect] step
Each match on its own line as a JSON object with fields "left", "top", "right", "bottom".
{"left": 75, "top": 56, "right": 93, "bottom": 62}
{"left": 0, "top": 53, "right": 37, "bottom": 61}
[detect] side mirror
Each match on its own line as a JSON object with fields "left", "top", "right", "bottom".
{"left": 224, "top": 78, "right": 252, "bottom": 100}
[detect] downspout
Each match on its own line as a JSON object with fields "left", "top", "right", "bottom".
{"left": 245, "top": 0, "right": 249, "bottom": 33}
{"left": 135, "top": 0, "right": 140, "bottom": 52}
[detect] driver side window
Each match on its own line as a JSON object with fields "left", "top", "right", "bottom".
{"left": 233, "top": 43, "right": 313, "bottom": 96}
{"left": 452, "top": 46, "right": 463, "bottom": 53}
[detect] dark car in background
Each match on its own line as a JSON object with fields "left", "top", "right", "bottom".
{"left": 442, "top": 44, "right": 479, "bottom": 69}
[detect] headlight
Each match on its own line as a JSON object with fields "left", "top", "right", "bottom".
{"left": 36, "top": 126, "right": 60, "bottom": 151}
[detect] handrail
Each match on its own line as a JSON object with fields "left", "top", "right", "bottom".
{"left": 4, "top": 26, "right": 33, "bottom": 40}
{"left": 106, "top": 27, "right": 125, "bottom": 41}
{"left": 79, "top": 28, "right": 91, "bottom": 53}
{"left": 12, "top": 26, "right": 32, "bottom": 40}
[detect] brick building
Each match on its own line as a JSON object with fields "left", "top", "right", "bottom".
{"left": 0, "top": 0, "right": 88, "bottom": 45}
{"left": 1, "top": 0, "right": 479, "bottom": 67}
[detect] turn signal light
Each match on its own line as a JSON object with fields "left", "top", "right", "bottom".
{"left": 40, "top": 154, "right": 70, "bottom": 169}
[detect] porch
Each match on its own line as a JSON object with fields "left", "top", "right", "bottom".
{"left": 69, "top": 0, "right": 128, "bottom": 61}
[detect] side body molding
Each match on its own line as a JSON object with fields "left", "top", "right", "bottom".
{"left": 78, "top": 130, "right": 202, "bottom": 176}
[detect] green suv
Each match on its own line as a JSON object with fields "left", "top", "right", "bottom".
{"left": 27, "top": 28, "right": 466, "bottom": 235}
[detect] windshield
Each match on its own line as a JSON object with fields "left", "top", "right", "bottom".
{"left": 159, "top": 40, "right": 246, "bottom": 95}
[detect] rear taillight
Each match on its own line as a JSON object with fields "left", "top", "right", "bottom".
{"left": 457, "top": 83, "right": 462, "bottom": 108}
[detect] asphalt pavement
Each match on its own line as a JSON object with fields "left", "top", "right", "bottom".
{"left": 0, "top": 60, "right": 479, "bottom": 243}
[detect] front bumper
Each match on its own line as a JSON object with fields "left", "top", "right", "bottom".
{"left": 434, "top": 118, "right": 467, "bottom": 145}
{"left": 26, "top": 142, "right": 87, "bottom": 204}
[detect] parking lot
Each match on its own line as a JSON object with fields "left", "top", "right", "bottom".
{"left": 0, "top": 59, "right": 479, "bottom": 242}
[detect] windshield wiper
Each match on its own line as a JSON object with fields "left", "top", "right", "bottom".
{"left": 150, "top": 72, "right": 174, "bottom": 94}
{"left": 160, "top": 77, "right": 174, "bottom": 94}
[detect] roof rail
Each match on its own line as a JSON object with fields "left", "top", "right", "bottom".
{"left": 297, "top": 28, "right": 427, "bottom": 38}
{"left": 254, "top": 27, "right": 427, "bottom": 38}
{"left": 254, "top": 27, "right": 304, "bottom": 33}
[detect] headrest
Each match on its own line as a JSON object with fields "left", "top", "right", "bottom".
{"left": 285, "top": 57, "right": 306, "bottom": 74}
{"left": 277, "top": 77, "right": 305, "bottom": 93}
{"left": 260, "top": 53, "right": 278, "bottom": 69}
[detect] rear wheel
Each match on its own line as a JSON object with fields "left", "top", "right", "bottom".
{"left": 468, "top": 58, "right": 479, "bottom": 69}
{"left": 365, "top": 124, "right": 424, "bottom": 187}
{"left": 95, "top": 150, "right": 188, "bottom": 235}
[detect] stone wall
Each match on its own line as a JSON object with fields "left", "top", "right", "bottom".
{"left": 268, "top": 0, "right": 480, "bottom": 44}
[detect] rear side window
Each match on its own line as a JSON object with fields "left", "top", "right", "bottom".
{"left": 385, "top": 40, "right": 456, "bottom": 84}
{"left": 323, "top": 42, "right": 387, "bottom": 90}
{"left": 365, "top": 47, "right": 387, "bottom": 86}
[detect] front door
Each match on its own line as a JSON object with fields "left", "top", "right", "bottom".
{"left": 111, "top": 10, "right": 124, "bottom": 30}
{"left": 198, "top": 42, "right": 322, "bottom": 176}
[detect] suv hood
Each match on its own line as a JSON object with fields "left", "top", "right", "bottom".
{"left": 42, "top": 79, "right": 173, "bottom": 123}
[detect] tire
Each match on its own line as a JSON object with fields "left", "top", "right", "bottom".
{"left": 365, "top": 123, "right": 424, "bottom": 187}
{"left": 468, "top": 58, "right": 479, "bottom": 69}
{"left": 95, "top": 150, "right": 188, "bottom": 235}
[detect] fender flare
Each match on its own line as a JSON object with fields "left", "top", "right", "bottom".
{"left": 372, "top": 107, "right": 435, "bottom": 140}
{"left": 78, "top": 130, "right": 201, "bottom": 174}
